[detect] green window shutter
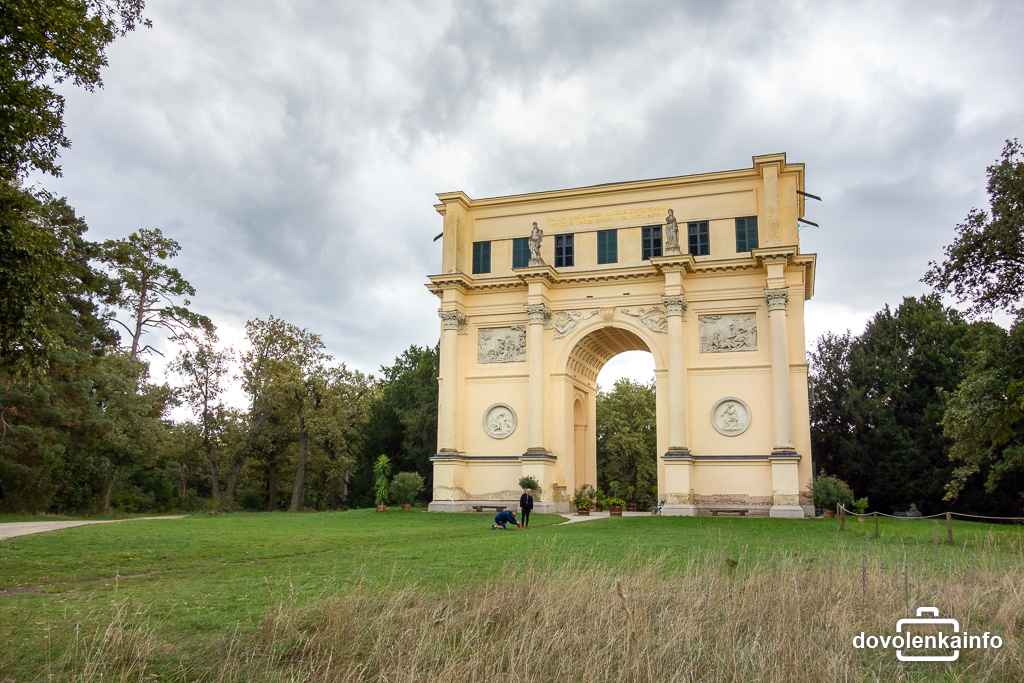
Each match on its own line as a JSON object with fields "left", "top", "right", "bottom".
{"left": 597, "top": 229, "right": 617, "bottom": 264}
{"left": 512, "top": 237, "right": 530, "bottom": 268}
{"left": 641, "top": 225, "right": 662, "bottom": 259}
{"left": 688, "top": 221, "right": 709, "bottom": 256}
{"left": 472, "top": 241, "right": 491, "bottom": 274}
{"left": 555, "top": 233, "right": 574, "bottom": 267}
{"left": 735, "top": 217, "right": 758, "bottom": 252}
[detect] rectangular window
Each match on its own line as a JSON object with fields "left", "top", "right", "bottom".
{"left": 688, "top": 220, "right": 710, "bottom": 256}
{"left": 512, "top": 237, "right": 530, "bottom": 268}
{"left": 597, "top": 229, "right": 618, "bottom": 264}
{"left": 472, "top": 240, "right": 491, "bottom": 274}
{"left": 735, "top": 216, "right": 758, "bottom": 252}
{"left": 641, "top": 225, "right": 662, "bottom": 260}
{"left": 554, "top": 233, "right": 574, "bottom": 267}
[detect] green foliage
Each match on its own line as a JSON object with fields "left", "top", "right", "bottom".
{"left": 811, "top": 473, "right": 854, "bottom": 510}
{"left": 0, "top": 0, "right": 149, "bottom": 179}
{"left": 852, "top": 497, "right": 869, "bottom": 514}
{"left": 373, "top": 455, "right": 391, "bottom": 506}
{"left": 389, "top": 472, "right": 424, "bottom": 505}
{"left": 100, "top": 227, "right": 212, "bottom": 359}
{"left": 518, "top": 475, "right": 540, "bottom": 493}
{"left": 606, "top": 496, "right": 626, "bottom": 509}
{"left": 942, "top": 319, "right": 1024, "bottom": 507}
{"left": 924, "top": 139, "right": 1024, "bottom": 319}
{"left": 572, "top": 484, "right": 595, "bottom": 511}
{"left": 596, "top": 378, "right": 657, "bottom": 508}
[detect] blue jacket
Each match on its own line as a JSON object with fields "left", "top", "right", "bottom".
{"left": 494, "top": 510, "right": 517, "bottom": 526}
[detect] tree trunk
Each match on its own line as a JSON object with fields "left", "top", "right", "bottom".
{"left": 129, "top": 274, "right": 148, "bottom": 360}
{"left": 101, "top": 477, "right": 114, "bottom": 514}
{"left": 266, "top": 456, "right": 279, "bottom": 511}
{"left": 290, "top": 412, "right": 309, "bottom": 512}
{"left": 177, "top": 462, "right": 188, "bottom": 498}
{"left": 225, "top": 457, "right": 242, "bottom": 506}
{"left": 205, "top": 438, "right": 221, "bottom": 502}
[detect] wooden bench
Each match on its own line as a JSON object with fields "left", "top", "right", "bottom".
{"left": 710, "top": 508, "right": 748, "bottom": 516}
{"left": 471, "top": 504, "right": 507, "bottom": 513}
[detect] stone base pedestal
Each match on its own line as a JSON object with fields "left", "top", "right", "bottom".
{"left": 769, "top": 505, "right": 806, "bottom": 519}
{"left": 428, "top": 500, "right": 467, "bottom": 513}
{"left": 661, "top": 504, "right": 698, "bottom": 516}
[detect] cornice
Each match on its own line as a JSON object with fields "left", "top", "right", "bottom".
{"left": 432, "top": 154, "right": 804, "bottom": 212}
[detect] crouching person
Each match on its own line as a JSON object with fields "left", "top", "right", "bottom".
{"left": 491, "top": 509, "right": 518, "bottom": 529}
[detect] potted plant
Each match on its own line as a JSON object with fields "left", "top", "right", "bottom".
{"left": 594, "top": 488, "right": 607, "bottom": 512}
{"left": 373, "top": 454, "right": 391, "bottom": 512}
{"left": 390, "top": 471, "right": 424, "bottom": 511}
{"left": 852, "top": 497, "right": 869, "bottom": 523}
{"left": 607, "top": 496, "right": 626, "bottom": 517}
{"left": 518, "top": 475, "right": 541, "bottom": 495}
{"left": 811, "top": 471, "right": 854, "bottom": 518}
{"left": 573, "top": 485, "right": 595, "bottom": 516}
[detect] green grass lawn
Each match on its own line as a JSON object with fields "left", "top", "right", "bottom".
{"left": 1, "top": 510, "right": 1022, "bottom": 679}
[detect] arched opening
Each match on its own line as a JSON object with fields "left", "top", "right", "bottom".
{"left": 564, "top": 325, "right": 663, "bottom": 510}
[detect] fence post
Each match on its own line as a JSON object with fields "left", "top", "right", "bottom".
{"left": 874, "top": 512, "right": 880, "bottom": 539}
{"left": 839, "top": 504, "right": 846, "bottom": 531}
{"left": 945, "top": 511, "right": 953, "bottom": 545}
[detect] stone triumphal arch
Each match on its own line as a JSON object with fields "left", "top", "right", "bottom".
{"left": 427, "top": 154, "right": 816, "bottom": 517}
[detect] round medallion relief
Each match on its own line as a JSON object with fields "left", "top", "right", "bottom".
{"left": 483, "top": 404, "right": 517, "bottom": 439}
{"left": 711, "top": 397, "right": 751, "bottom": 437}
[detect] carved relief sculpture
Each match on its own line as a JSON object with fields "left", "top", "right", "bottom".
{"left": 551, "top": 309, "right": 599, "bottom": 338}
{"left": 528, "top": 221, "right": 544, "bottom": 266}
{"left": 483, "top": 404, "right": 517, "bottom": 439}
{"left": 478, "top": 326, "right": 527, "bottom": 363}
{"left": 620, "top": 305, "right": 668, "bottom": 333}
{"left": 663, "top": 209, "right": 681, "bottom": 255}
{"left": 712, "top": 397, "right": 751, "bottom": 436}
{"left": 699, "top": 313, "right": 757, "bottom": 352}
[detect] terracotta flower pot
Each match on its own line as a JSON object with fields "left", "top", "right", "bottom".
{"left": 402, "top": 503, "right": 412, "bottom": 511}
{"left": 627, "top": 503, "right": 638, "bottom": 512}
{"left": 823, "top": 510, "right": 834, "bottom": 519}
{"left": 376, "top": 504, "right": 387, "bottom": 512}
{"left": 577, "top": 509, "right": 590, "bottom": 516}
{"left": 609, "top": 506, "right": 623, "bottom": 517}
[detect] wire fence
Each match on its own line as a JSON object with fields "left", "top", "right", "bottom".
{"left": 835, "top": 503, "right": 1024, "bottom": 544}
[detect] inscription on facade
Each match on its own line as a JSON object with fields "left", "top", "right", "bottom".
{"left": 548, "top": 206, "right": 667, "bottom": 229}
{"left": 478, "top": 326, "right": 527, "bottom": 363}
{"left": 699, "top": 313, "right": 757, "bottom": 352}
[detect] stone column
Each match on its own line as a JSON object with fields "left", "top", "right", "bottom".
{"left": 436, "top": 309, "right": 464, "bottom": 453}
{"left": 765, "top": 287, "right": 802, "bottom": 517}
{"left": 661, "top": 293, "right": 696, "bottom": 516}
{"left": 524, "top": 302, "right": 549, "bottom": 453}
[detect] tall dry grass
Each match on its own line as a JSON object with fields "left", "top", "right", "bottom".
{"left": 54, "top": 552, "right": 1023, "bottom": 682}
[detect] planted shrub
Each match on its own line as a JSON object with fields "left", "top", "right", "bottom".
{"left": 573, "top": 485, "right": 596, "bottom": 511}
{"left": 373, "top": 455, "right": 391, "bottom": 507}
{"left": 811, "top": 472, "right": 854, "bottom": 511}
{"left": 518, "top": 475, "right": 541, "bottom": 493}
{"left": 390, "top": 472, "right": 424, "bottom": 507}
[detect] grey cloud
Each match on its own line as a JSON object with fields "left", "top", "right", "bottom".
{"left": 34, "top": 0, "right": 1024, "bottom": 379}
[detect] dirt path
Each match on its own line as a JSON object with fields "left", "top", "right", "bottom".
{"left": 0, "top": 516, "right": 185, "bottom": 540}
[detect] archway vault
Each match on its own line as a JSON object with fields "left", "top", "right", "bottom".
{"left": 566, "top": 326, "right": 651, "bottom": 387}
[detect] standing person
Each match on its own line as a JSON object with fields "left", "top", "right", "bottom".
{"left": 492, "top": 509, "right": 518, "bottom": 529}
{"left": 519, "top": 488, "right": 534, "bottom": 528}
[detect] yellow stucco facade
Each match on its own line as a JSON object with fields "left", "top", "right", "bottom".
{"left": 427, "top": 154, "right": 816, "bottom": 517}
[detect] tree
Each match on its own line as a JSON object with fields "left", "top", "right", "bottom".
{"left": 942, "top": 320, "right": 1024, "bottom": 511}
{"left": 101, "top": 227, "right": 212, "bottom": 359}
{"left": 171, "top": 329, "right": 232, "bottom": 503}
{"left": 0, "top": 0, "right": 149, "bottom": 179}
{"left": 924, "top": 139, "right": 1024, "bottom": 319}
{"left": 596, "top": 378, "right": 657, "bottom": 509}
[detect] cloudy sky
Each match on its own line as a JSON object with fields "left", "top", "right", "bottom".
{"left": 37, "top": 0, "right": 1024, "bottom": 401}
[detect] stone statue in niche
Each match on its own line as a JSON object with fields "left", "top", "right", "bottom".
{"left": 478, "top": 326, "right": 527, "bottom": 363}
{"left": 484, "top": 404, "right": 517, "bottom": 439}
{"left": 528, "top": 221, "right": 544, "bottom": 266}
{"left": 700, "top": 313, "right": 757, "bottom": 352}
{"left": 663, "top": 209, "right": 681, "bottom": 255}
{"left": 712, "top": 398, "right": 751, "bottom": 437}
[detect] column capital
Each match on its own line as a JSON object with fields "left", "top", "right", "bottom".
{"left": 526, "top": 302, "right": 551, "bottom": 324}
{"left": 764, "top": 288, "right": 789, "bottom": 312}
{"left": 439, "top": 309, "right": 466, "bottom": 330}
{"left": 663, "top": 295, "right": 687, "bottom": 318}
